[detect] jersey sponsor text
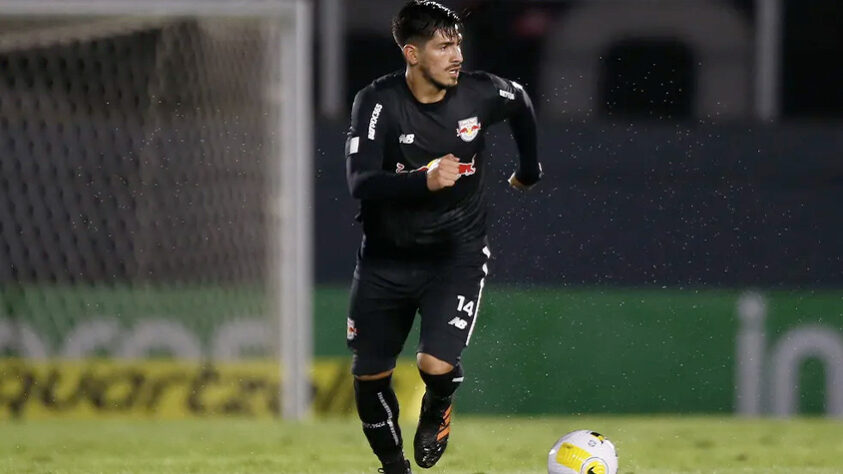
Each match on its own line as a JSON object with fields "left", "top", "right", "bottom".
{"left": 367, "top": 103, "right": 382, "bottom": 140}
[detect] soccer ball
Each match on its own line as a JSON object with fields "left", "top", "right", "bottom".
{"left": 547, "top": 430, "right": 618, "bottom": 474}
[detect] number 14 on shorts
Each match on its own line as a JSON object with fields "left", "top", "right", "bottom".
{"left": 448, "top": 295, "right": 474, "bottom": 330}
{"left": 456, "top": 295, "right": 474, "bottom": 316}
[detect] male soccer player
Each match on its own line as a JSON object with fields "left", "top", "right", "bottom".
{"left": 345, "top": 1, "right": 541, "bottom": 472}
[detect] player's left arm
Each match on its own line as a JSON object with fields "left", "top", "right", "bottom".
{"left": 484, "top": 73, "right": 542, "bottom": 191}
{"left": 505, "top": 82, "right": 542, "bottom": 191}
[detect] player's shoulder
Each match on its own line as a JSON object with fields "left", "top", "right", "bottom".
{"left": 354, "top": 71, "right": 405, "bottom": 103}
{"left": 459, "top": 70, "right": 523, "bottom": 96}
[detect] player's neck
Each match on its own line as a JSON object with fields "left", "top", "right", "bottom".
{"left": 405, "top": 68, "right": 447, "bottom": 104}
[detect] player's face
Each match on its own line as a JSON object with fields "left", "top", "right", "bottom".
{"left": 418, "top": 30, "right": 463, "bottom": 90}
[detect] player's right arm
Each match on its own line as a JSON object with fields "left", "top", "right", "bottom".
{"left": 425, "top": 154, "right": 461, "bottom": 191}
{"left": 346, "top": 86, "right": 457, "bottom": 199}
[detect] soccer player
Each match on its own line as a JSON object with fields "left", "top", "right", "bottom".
{"left": 344, "top": 1, "right": 541, "bottom": 472}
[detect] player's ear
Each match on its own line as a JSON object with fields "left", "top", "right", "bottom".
{"left": 402, "top": 43, "right": 419, "bottom": 66}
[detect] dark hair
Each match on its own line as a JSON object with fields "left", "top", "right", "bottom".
{"left": 392, "top": 0, "right": 462, "bottom": 48}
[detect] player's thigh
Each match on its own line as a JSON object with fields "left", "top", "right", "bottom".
{"left": 347, "top": 261, "right": 419, "bottom": 375}
{"left": 417, "top": 248, "right": 489, "bottom": 364}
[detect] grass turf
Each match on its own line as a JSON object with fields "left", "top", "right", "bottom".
{"left": 2, "top": 416, "right": 843, "bottom": 473}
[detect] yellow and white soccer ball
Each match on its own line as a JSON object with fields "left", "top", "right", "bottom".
{"left": 547, "top": 430, "right": 618, "bottom": 474}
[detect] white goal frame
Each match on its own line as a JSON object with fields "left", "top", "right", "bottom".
{"left": 0, "top": 0, "right": 314, "bottom": 421}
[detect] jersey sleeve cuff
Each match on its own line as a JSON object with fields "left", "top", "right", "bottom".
{"left": 407, "top": 171, "right": 430, "bottom": 196}
{"left": 515, "top": 163, "right": 543, "bottom": 186}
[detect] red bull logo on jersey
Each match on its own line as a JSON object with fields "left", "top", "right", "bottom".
{"left": 395, "top": 155, "right": 477, "bottom": 177}
{"left": 457, "top": 159, "right": 477, "bottom": 176}
{"left": 456, "top": 116, "right": 481, "bottom": 142}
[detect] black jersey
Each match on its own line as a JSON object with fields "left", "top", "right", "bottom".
{"left": 345, "top": 70, "right": 540, "bottom": 258}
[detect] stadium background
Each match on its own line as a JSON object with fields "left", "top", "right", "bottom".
{"left": 318, "top": 0, "right": 843, "bottom": 417}
{"left": 1, "top": 1, "right": 842, "bottom": 471}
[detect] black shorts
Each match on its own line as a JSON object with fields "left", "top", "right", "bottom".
{"left": 346, "top": 243, "right": 491, "bottom": 376}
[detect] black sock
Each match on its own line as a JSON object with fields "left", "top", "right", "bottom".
{"left": 354, "top": 375, "right": 404, "bottom": 463}
{"left": 419, "top": 363, "right": 463, "bottom": 400}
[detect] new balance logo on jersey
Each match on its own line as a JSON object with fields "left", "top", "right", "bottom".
{"left": 399, "top": 133, "right": 414, "bottom": 144}
{"left": 448, "top": 317, "right": 468, "bottom": 330}
{"left": 367, "top": 103, "right": 382, "bottom": 140}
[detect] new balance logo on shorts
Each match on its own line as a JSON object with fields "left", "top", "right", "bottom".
{"left": 447, "top": 317, "right": 468, "bottom": 330}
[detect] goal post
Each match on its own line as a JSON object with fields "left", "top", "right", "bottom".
{"left": 277, "top": 0, "right": 315, "bottom": 422}
{"left": 0, "top": 0, "right": 313, "bottom": 420}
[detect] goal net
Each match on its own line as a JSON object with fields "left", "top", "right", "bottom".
{"left": 0, "top": 1, "right": 312, "bottom": 419}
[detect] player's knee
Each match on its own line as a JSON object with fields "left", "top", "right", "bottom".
{"left": 417, "top": 352, "right": 454, "bottom": 375}
{"left": 355, "top": 369, "right": 394, "bottom": 381}
{"left": 351, "top": 353, "right": 399, "bottom": 378}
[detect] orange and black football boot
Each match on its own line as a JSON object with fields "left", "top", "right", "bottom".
{"left": 413, "top": 393, "right": 453, "bottom": 468}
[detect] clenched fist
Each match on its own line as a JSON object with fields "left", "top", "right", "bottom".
{"left": 426, "top": 154, "right": 461, "bottom": 191}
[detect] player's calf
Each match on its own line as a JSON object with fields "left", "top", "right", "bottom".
{"left": 354, "top": 375, "right": 410, "bottom": 470}
{"left": 414, "top": 363, "right": 463, "bottom": 468}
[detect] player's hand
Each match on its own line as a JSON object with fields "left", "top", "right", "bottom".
{"left": 508, "top": 164, "right": 543, "bottom": 191}
{"left": 426, "top": 154, "right": 461, "bottom": 191}
{"left": 508, "top": 172, "right": 534, "bottom": 191}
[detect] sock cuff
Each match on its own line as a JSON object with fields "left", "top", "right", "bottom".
{"left": 419, "top": 363, "right": 463, "bottom": 398}
{"left": 354, "top": 374, "right": 393, "bottom": 396}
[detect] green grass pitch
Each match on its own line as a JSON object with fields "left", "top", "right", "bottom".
{"left": 3, "top": 416, "right": 842, "bottom": 473}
